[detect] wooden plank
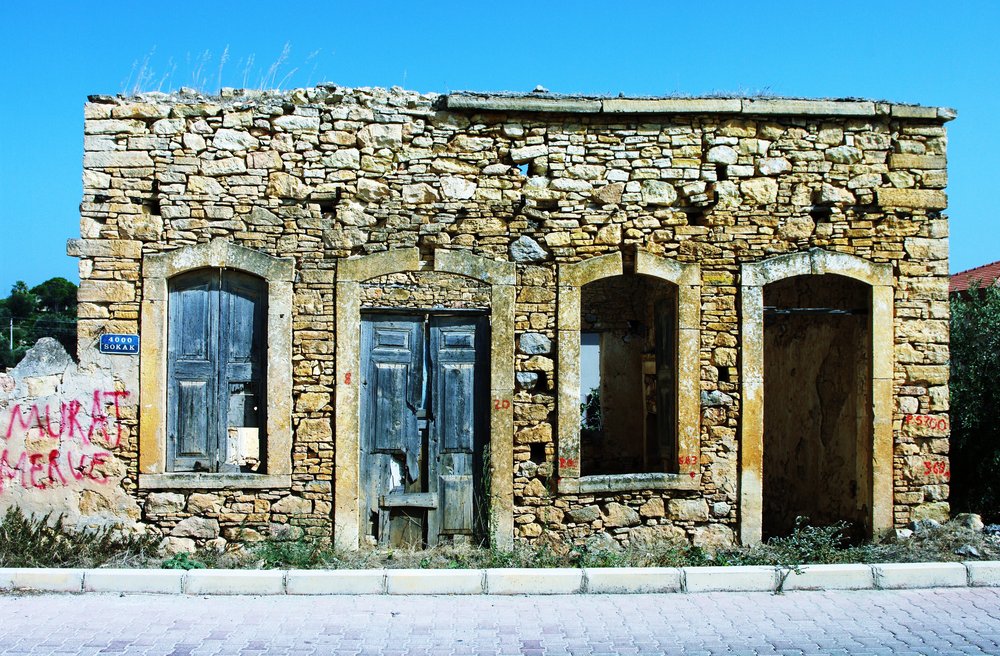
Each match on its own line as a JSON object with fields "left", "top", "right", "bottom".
{"left": 379, "top": 492, "right": 438, "bottom": 508}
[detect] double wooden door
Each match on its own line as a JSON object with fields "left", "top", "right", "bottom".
{"left": 360, "top": 313, "right": 488, "bottom": 547}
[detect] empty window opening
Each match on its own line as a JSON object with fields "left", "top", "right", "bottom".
{"left": 579, "top": 275, "right": 677, "bottom": 476}
{"left": 762, "top": 274, "right": 872, "bottom": 540}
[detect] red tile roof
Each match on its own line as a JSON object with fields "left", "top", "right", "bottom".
{"left": 951, "top": 260, "right": 1000, "bottom": 293}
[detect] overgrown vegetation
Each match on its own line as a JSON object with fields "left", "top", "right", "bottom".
{"left": 0, "top": 509, "right": 157, "bottom": 568}
{"left": 160, "top": 518, "right": 1000, "bottom": 571}
{"left": 0, "top": 508, "right": 994, "bottom": 570}
{"left": 950, "top": 284, "right": 1000, "bottom": 523}
{"left": 0, "top": 278, "right": 78, "bottom": 368}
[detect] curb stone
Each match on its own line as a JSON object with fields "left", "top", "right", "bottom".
{"left": 0, "top": 562, "right": 996, "bottom": 595}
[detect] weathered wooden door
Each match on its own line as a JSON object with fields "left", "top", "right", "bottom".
{"left": 360, "top": 313, "right": 487, "bottom": 546}
{"left": 167, "top": 270, "right": 266, "bottom": 473}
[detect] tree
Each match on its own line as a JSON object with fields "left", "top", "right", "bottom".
{"left": 950, "top": 284, "right": 1000, "bottom": 522}
{"left": 0, "top": 278, "right": 77, "bottom": 369}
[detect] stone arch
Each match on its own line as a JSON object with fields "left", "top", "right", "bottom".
{"left": 139, "top": 238, "right": 294, "bottom": 488}
{"left": 740, "top": 248, "right": 893, "bottom": 544}
{"left": 556, "top": 250, "right": 702, "bottom": 493}
{"left": 335, "top": 248, "right": 515, "bottom": 548}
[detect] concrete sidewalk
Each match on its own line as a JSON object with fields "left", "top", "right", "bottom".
{"left": 0, "top": 561, "right": 997, "bottom": 595}
{"left": 0, "top": 588, "right": 998, "bottom": 655}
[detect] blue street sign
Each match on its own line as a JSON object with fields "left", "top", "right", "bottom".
{"left": 99, "top": 333, "right": 140, "bottom": 355}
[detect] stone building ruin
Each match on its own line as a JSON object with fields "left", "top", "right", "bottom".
{"left": 0, "top": 85, "right": 954, "bottom": 552}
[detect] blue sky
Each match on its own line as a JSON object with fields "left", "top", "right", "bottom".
{"left": 1, "top": 0, "right": 997, "bottom": 293}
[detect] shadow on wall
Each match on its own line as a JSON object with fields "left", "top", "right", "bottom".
{"left": 0, "top": 338, "right": 140, "bottom": 531}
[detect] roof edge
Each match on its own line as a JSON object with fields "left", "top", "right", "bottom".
{"left": 443, "top": 94, "right": 956, "bottom": 121}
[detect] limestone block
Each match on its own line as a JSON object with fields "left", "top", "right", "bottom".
{"left": 519, "top": 333, "right": 551, "bottom": 355}
{"left": 739, "top": 178, "right": 778, "bottom": 205}
{"left": 641, "top": 181, "right": 678, "bottom": 206}
{"left": 876, "top": 188, "right": 947, "bottom": 209}
{"left": 874, "top": 563, "right": 966, "bottom": 589}
{"left": 213, "top": 128, "right": 260, "bottom": 151}
{"left": 187, "top": 176, "right": 225, "bottom": 195}
{"left": 510, "top": 236, "right": 548, "bottom": 262}
{"left": 185, "top": 570, "right": 285, "bottom": 595}
{"left": 268, "top": 172, "right": 310, "bottom": 199}
{"left": 684, "top": 565, "right": 776, "bottom": 592}
{"left": 248, "top": 150, "right": 282, "bottom": 169}
{"left": 83, "top": 152, "right": 155, "bottom": 168}
{"left": 273, "top": 115, "right": 320, "bottom": 132}
{"left": 602, "top": 502, "right": 640, "bottom": 527}
{"left": 85, "top": 119, "right": 146, "bottom": 135}
{"left": 818, "top": 183, "right": 855, "bottom": 205}
{"left": 271, "top": 495, "right": 312, "bottom": 514}
{"left": 510, "top": 145, "right": 548, "bottom": 162}
{"left": 629, "top": 524, "right": 687, "bottom": 547}
{"left": 825, "top": 145, "right": 862, "bottom": 164}
{"left": 171, "top": 517, "right": 221, "bottom": 539}
{"left": 323, "top": 148, "right": 360, "bottom": 169}
{"left": 889, "top": 154, "right": 946, "bottom": 170}
{"left": 594, "top": 224, "right": 621, "bottom": 245}
{"left": 535, "top": 506, "right": 564, "bottom": 525}
{"left": 522, "top": 478, "right": 547, "bottom": 497}
{"left": 287, "top": 570, "right": 385, "bottom": 594}
{"left": 585, "top": 567, "right": 682, "bottom": 593}
{"left": 152, "top": 118, "right": 186, "bottom": 134}
{"left": 432, "top": 158, "right": 478, "bottom": 175}
{"left": 566, "top": 506, "right": 600, "bottom": 523}
{"left": 757, "top": 158, "right": 791, "bottom": 175}
{"left": 201, "top": 157, "right": 246, "bottom": 176}
{"left": 358, "top": 123, "right": 403, "bottom": 148}
{"left": 782, "top": 564, "right": 875, "bottom": 591}
{"left": 778, "top": 216, "right": 815, "bottom": 240}
{"left": 402, "top": 183, "right": 439, "bottom": 204}
{"left": 639, "top": 498, "right": 665, "bottom": 518}
{"left": 668, "top": 499, "right": 709, "bottom": 521}
{"left": 706, "top": 146, "right": 738, "bottom": 164}
{"left": 691, "top": 524, "right": 735, "bottom": 550}
{"left": 84, "top": 569, "right": 184, "bottom": 594}
{"left": 77, "top": 280, "right": 135, "bottom": 303}
{"left": 187, "top": 493, "right": 224, "bottom": 514}
{"left": 591, "top": 182, "right": 625, "bottom": 205}
{"left": 912, "top": 501, "right": 950, "bottom": 523}
{"left": 441, "top": 176, "right": 477, "bottom": 199}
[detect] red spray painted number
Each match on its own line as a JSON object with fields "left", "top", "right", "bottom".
{"left": 559, "top": 457, "right": 577, "bottom": 469}
{"left": 344, "top": 372, "right": 352, "bottom": 385}
{"left": 493, "top": 399, "right": 511, "bottom": 411}
{"left": 923, "top": 461, "right": 951, "bottom": 479}
{"left": 904, "top": 414, "right": 949, "bottom": 431}
{"left": 678, "top": 455, "right": 698, "bottom": 465}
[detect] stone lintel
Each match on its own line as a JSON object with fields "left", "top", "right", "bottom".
{"left": 139, "top": 473, "right": 292, "bottom": 490}
{"left": 557, "top": 473, "right": 701, "bottom": 494}
{"left": 338, "top": 248, "right": 419, "bottom": 282}
{"left": 67, "top": 238, "right": 142, "bottom": 259}
{"left": 435, "top": 249, "right": 516, "bottom": 286}
{"left": 603, "top": 98, "right": 742, "bottom": 114}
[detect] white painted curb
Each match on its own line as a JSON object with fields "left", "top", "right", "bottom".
{"left": 387, "top": 569, "right": 485, "bottom": 595}
{"left": 0, "top": 562, "right": 996, "bottom": 595}
{"left": 780, "top": 563, "right": 875, "bottom": 591}
{"left": 873, "top": 562, "right": 968, "bottom": 589}
{"left": 486, "top": 568, "right": 583, "bottom": 594}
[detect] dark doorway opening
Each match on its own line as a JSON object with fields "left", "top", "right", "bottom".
{"left": 762, "top": 274, "right": 873, "bottom": 540}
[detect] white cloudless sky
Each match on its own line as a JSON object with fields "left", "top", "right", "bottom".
{"left": 1, "top": 0, "right": 996, "bottom": 292}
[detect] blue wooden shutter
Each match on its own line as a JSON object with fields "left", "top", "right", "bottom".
{"left": 362, "top": 316, "right": 423, "bottom": 481}
{"left": 220, "top": 271, "right": 267, "bottom": 473}
{"left": 167, "top": 271, "right": 219, "bottom": 471}
{"left": 429, "top": 316, "right": 486, "bottom": 536}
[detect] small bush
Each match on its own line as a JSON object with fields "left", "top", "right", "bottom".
{"left": 161, "top": 553, "right": 207, "bottom": 570}
{"left": 0, "top": 509, "right": 158, "bottom": 568}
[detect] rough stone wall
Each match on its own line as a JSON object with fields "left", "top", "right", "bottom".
{"left": 68, "top": 86, "right": 952, "bottom": 550}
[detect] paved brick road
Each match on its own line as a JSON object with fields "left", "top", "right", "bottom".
{"left": 0, "top": 588, "right": 998, "bottom": 655}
